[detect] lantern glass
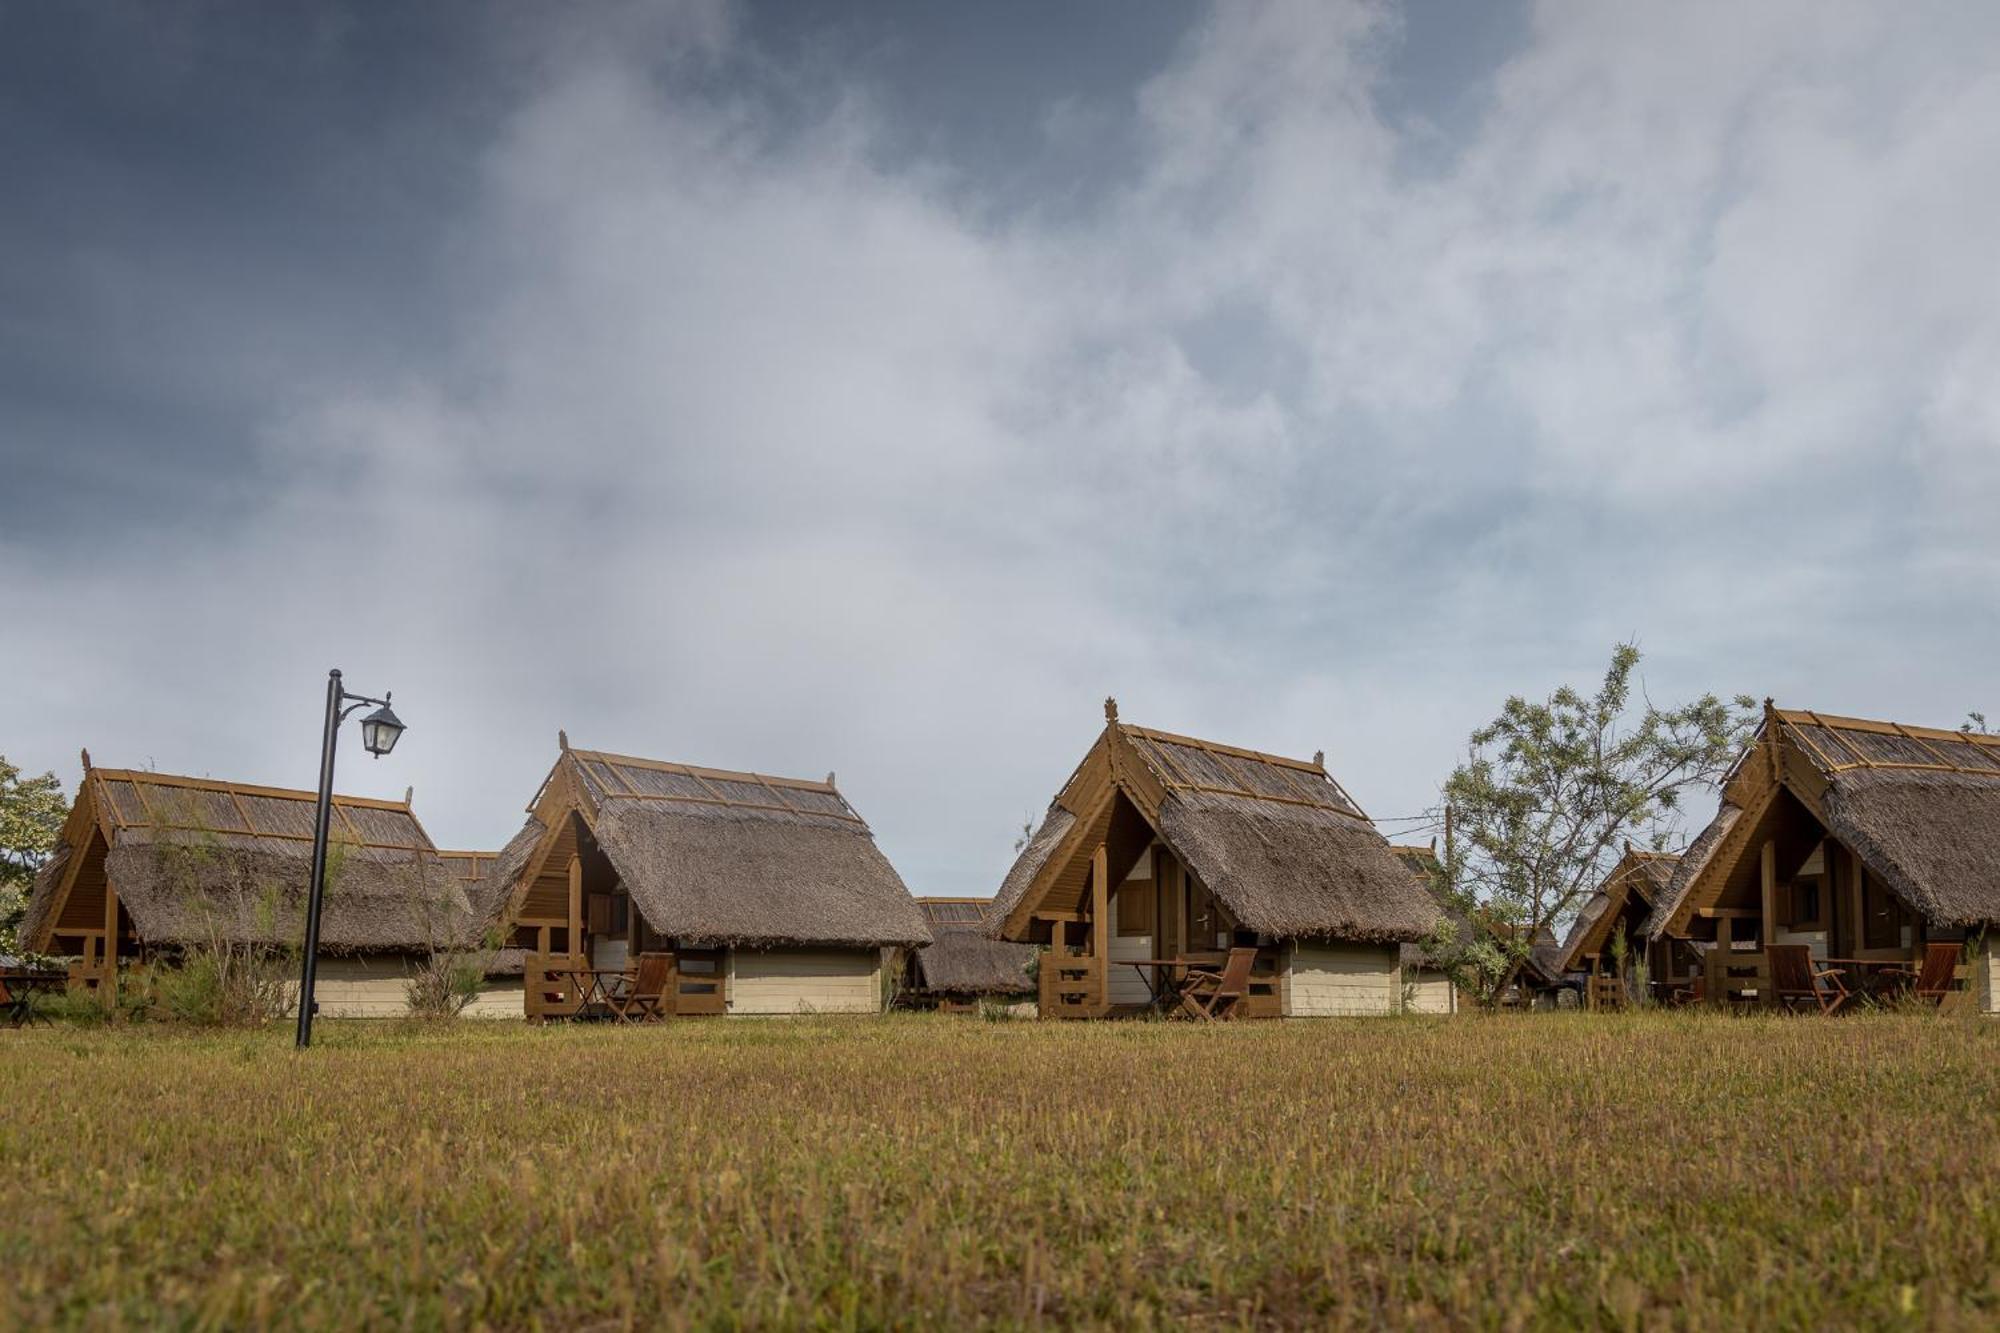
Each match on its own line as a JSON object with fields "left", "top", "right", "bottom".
{"left": 359, "top": 703, "right": 404, "bottom": 757}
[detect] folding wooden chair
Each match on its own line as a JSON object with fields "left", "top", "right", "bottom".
{"left": 1893, "top": 942, "right": 1966, "bottom": 1008}
{"left": 606, "top": 952, "right": 674, "bottom": 1023}
{"left": 1767, "top": 944, "right": 1851, "bottom": 1015}
{"left": 1176, "top": 947, "right": 1257, "bottom": 1021}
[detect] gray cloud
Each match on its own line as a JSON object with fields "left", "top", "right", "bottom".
{"left": 4, "top": 0, "right": 1997, "bottom": 894}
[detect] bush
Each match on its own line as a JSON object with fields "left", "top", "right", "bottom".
{"left": 404, "top": 953, "right": 486, "bottom": 1020}
{"left": 152, "top": 944, "right": 294, "bottom": 1027}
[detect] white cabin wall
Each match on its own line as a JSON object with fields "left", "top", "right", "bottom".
{"left": 1106, "top": 841, "right": 1159, "bottom": 1008}
{"left": 1284, "top": 941, "right": 1401, "bottom": 1016}
{"left": 727, "top": 946, "right": 882, "bottom": 1015}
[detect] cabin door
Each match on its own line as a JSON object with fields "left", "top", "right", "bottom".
{"left": 1156, "top": 854, "right": 1183, "bottom": 960}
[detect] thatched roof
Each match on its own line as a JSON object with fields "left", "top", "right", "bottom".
{"left": 1556, "top": 850, "right": 1677, "bottom": 973}
{"left": 1643, "top": 803, "right": 1741, "bottom": 939}
{"left": 15, "top": 844, "right": 72, "bottom": 956}
{"left": 1652, "top": 707, "right": 2000, "bottom": 938}
{"left": 911, "top": 899, "right": 1035, "bottom": 996}
{"left": 1159, "top": 790, "right": 1440, "bottom": 942}
{"left": 21, "top": 766, "right": 472, "bottom": 955}
{"left": 990, "top": 710, "right": 1439, "bottom": 945}
{"left": 498, "top": 747, "right": 930, "bottom": 949}
{"left": 103, "top": 829, "right": 467, "bottom": 954}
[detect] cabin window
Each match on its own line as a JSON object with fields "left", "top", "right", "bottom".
{"left": 611, "top": 894, "right": 630, "bottom": 936}
{"left": 1116, "top": 880, "right": 1154, "bottom": 936}
{"left": 587, "top": 893, "right": 615, "bottom": 935}
{"left": 1785, "top": 878, "right": 1827, "bottom": 931}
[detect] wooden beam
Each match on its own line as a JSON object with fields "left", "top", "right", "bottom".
{"left": 568, "top": 854, "right": 584, "bottom": 961}
{"left": 1091, "top": 843, "right": 1110, "bottom": 1013}
{"left": 102, "top": 878, "right": 119, "bottom": 1011}
{"left": 1760, "top": 839, "right": 1777, "bottom": 945}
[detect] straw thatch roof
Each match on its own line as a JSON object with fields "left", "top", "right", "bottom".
{"left": 1643, "top": 803, "right": 1741, "bottom": 938}
{"left": 1556, "top": 849, "right": 1678, "bottom": 974}
{"left": 496, "top": 747, "right": 930, "bottom": 949}
{"left": 1652, "top": 707, "right": 2000, "bottom": 938}
{"left": 20, "top": 766, "right": 472, "bottom": 956}
{"left": 911, "top": 899, "right": 1035, "bottom": 996}
{"left": 990, "top": 707, "right": 1439, "bottom": 944}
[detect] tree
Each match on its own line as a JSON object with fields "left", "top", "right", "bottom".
{"left": 1962, "top": 712, "right": 1989, "bottom": 736}
{"left": 1425, "top": 645, "right": 1757, "bottom": 1008}
{"left": 1, "top": 756, "right": 69, "bottom": 954}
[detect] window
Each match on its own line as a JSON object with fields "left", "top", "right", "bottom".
{"left": 1786, "top": 877, "right": 1827, "bottom": 931}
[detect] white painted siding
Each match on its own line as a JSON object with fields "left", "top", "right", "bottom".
{"left": 727, "top": 947, "right": 882, "bottom": 1015}
{"left": 302, "top": 956, "right": 417, "bottom": 1019}
{"left": 1284, "top": 941, "right": 1401, "bottom": 1017}
{"left": 591, "top": 936, "right": 629, "bottom": 974}
{"left": 1106, "top": 856, "right": 1158, "bottom": 1007}
{"left": 291, "top": 957, "right": 528, "bottom": 1019}
{"left": 1404, "top": 969, "right": 1457, "bottom": 1015}
{"left": 1983, "top": 950, "right": 1998, "bottom": 1016}
{"left": 463, "top": 978, "right": 525, "bottom": 1020}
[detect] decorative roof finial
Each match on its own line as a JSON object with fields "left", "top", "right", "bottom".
{"left": 1104, "top": 696, "right": 1119, "bottom": 723}
{"left": 826, "top": 771, "right": 836, "bottom": 787}
{"left": 404, "top": 786, "right": 415, "bottom": 807}
{"left": 80, "top": 747, "right": 93, "bottom": 772}
{"left": 558, "top": 728, "right": 570, "bottom": 751}
{"left": 1312, "top": 749, "right": 1325, "bottom": 768}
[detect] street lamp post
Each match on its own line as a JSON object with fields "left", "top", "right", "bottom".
{"left": 296, "top": 667, "right": 406, "bottom": 1049}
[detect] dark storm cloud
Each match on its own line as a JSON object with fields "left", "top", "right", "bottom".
{"left": 4, "top": 0, "right": 1998, "bottom": 897}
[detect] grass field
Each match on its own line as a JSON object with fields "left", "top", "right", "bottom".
{"left": 0, "top": 1012, "right": 1995, "bottom": 1331}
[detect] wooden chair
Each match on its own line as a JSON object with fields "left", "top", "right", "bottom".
{"left": 607, "top": 952, "right": 674, "bottom": 1023}
{"left": 1893, "top": 942, "right": 1966, "bottom": 1007}
{"left": 1176, "top": 947, "right": 1257, "bottom": 1021}
{"left": 1767, "top": 944, "right": 1851, "bottom": 1015}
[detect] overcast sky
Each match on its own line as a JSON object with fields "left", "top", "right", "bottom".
{"left": 5, "top": 0, "right": 1998, "bottom": 895}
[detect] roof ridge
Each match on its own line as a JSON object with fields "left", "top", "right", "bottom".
{"left": 565, "top": 747, "right": 842, "bottom": 792}
{"left": 90, "top": 768, "right": 414, "bottom": 812}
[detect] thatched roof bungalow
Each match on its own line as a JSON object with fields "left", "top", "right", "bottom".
{"left": 990, "top": 701, "right": 1440, "bottom": 1018}
{"left": 1555, "top": 847, "right": 1678, "bottom": 1009}
{"left": 18, "top": 754, "right": 504, "bottom": 1017}
{"left": 903, "top": 898, "right": 1035, "bottom": 1010}
{"left": 1647, "top": 705, "right": 2000, "bottom": 1012}
{"left": 489, "top": 736, "right": 929, "bottom": 1019}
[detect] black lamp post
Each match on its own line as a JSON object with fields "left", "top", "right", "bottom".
{"left": 296, "top": 668, "right": 406, "bottom": 1049}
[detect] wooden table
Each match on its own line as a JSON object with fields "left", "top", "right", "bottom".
{"left": 1817, "top": 958, "right": 1916, "bottom": 1001}
{"left": 544, "top": 966, "right": 634, "bottom": 1021}
{"left": 0, "top": 972, "right": 62, "bottom": 1028}
{"left": 1120, "top": 957, "right": 1222, "bottom": 1013}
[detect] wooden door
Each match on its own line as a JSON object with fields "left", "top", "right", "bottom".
{"left": 1156, "top": 853, "right": 1182, "bottom": 960}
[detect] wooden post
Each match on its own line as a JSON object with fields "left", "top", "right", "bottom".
{"left": 1091, "top": 844, "right": 1110, "bottom": 1014}
{"left": 568, "top": 855, "right": 584, "bottom": 963}
{"left": 102, "top": 884, "right": 119, "bottom": 1011}
{"left": 1759, "top": 839, "right": 1777, "bottom": 948}
{"left": 1847, "top": 847, "right": 1866, "bottom": 953}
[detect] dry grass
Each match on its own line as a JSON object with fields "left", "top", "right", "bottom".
{"left": 0, "top": 1011, "right": 1995, "bottom": 1330}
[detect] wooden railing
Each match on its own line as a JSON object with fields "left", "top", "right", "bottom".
{"left": 523, "top": 953, "right": 587, "bottom": 1023}
{"left": 1586, "top": 976, "right": 1627, "bottom": 1011}
{"left": 1039, "top": 949, "right": 1105, "bottom": 1019}
{"left": 1704, "top": 949, "right": 1771, "bottom": 1007}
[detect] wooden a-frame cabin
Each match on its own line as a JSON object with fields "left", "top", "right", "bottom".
{"left": 988, "top": 702, "right": 1440, "bottom": 1018}
{"left": 491, "top": 736, "right": 931, "bottom": 1019}
{"left": 1646, "top": 705, "right": 2000, "bottom": 1012}
{"left": 17, "top": 754, "right": 516, "bottom": 1016}
{"left": 1554, "top": 847, "right": 1679, "bottom": 1010}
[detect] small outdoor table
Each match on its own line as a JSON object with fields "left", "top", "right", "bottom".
{"left": 0, "top": 972, "right": 62, "bottom": 1028}
{"left": 1120, "top": 957, "right": 1223, "bottom": 1014}
{"left": 1817, "top": 958, "right": 1916, "bottom": 1002}
{"left": 544, "top": 966, "right": 634, "bottom": 1022}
